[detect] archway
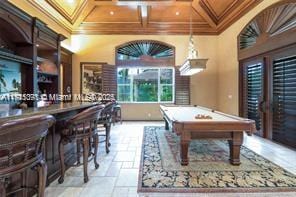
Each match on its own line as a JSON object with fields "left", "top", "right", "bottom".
{"left": 238, "top": 1, "right": 296, "bottom": 148}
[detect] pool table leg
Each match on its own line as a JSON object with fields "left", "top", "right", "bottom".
{"left": 228, "top": 132, "right": 243, "bottom": 165}
{"left": 180, "top": 141, "right": 190, "bottom": 165}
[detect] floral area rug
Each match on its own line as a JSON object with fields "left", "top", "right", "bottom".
{"left": 138, "top": 126, "right": 296, "bottom": 193}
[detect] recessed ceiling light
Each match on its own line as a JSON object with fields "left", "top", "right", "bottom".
{"left": 36, "top": 44, "right": 40, "bottom": 47}
{"left": 110, "top": 11, "right": 114, "bottom": 15}
{"left": 176, "top": 11, "right": 180, "bottom": 16}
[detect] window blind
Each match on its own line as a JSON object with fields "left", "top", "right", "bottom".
{"left": 272, "top": 55, "right": 296, "bottom": 148}
{"left": 175, "top": 68, "right": 190, "bottom": 105}
{"left": 102, "top": 64, "right": 117, "bottom": 98}
{"left": 246, "top": 63, "right": 263, "bottom": 132}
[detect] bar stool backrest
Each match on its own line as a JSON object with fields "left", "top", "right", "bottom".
{"left": 99, "top": 102, "right": 115, "bottom": 123}
{"left": 65, "top": 104, "right": 105, "bottom": 136}
{"left": 0, "top": 114, "right": 55, "bottom": 175}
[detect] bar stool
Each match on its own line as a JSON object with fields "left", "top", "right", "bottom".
{"left": 112, "top": 104, "right": 122, "bottom": 125}
{"left": 0, "top": 114, "right": 55, "bottom": 197}
{"left": 58, "top": 104, "right": 104, "bottom": 184}
{"left": 97, "top": 102, "right": 115, "bottom": 154}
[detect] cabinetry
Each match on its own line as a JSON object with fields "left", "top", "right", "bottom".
{"left": 61, "top": 47, "right": 73, "bottom": 101}
{"left": 0, "top": 1, "right": 65, "bottom": 107}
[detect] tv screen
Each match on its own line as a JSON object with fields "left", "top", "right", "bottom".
{"left": 0, "top": 59, "right": 21, "bottom": 95}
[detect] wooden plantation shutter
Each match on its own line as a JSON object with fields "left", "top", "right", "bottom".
{"left": 102, "top": 64, "right": 117, "bottom": 98}
{"left": 242, "top": 63, "right": 264, "bottom": 135}
{"left": 175, "top": 68, "right": 190, "bottom": 105}
{"left": 272, "top": 55, "right": 296, "bottom": 148}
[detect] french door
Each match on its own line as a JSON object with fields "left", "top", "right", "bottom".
{"left": 240, "top": 59, "right": 266, "bottom": 137}
{"left": 271, "top": 51, "right": 296, "bottom": 148}
{"left": 240, "top": 45, "right": 296, "bottom": 148}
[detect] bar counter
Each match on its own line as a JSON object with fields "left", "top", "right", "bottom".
{"left": 0, "top": 102, "right": 98, "bottom": 196}
{"left": 0, "top": 102, "right": 98, "bottom": 122}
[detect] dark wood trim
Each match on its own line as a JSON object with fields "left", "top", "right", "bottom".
{"left": 0, "top": 2, "right": 67, "bottom": 107}
{"left": 217, "top": 0, "right": 263, "bottom": 33}
{"left": 199, "top": 0, "right": 242, "bottom": 24}
{"left": 61, "top": 47, "right": 73, "bottom": 100}
{"left": 238, "top": 29, "right": 296, "bottom": 60}
{"left": 238, "top": 61, "right": 244, "bottom": 118}
{"left": 237, "top": 0, "right": 296, "bottom": 59}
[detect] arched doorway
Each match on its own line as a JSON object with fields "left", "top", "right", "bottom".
{"left": 238, "top": 1, "right": 296, "bottom": 148}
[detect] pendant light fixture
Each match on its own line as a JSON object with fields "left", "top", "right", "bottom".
{"left": 179, "top": 3, "right": 208, "bottom": 76}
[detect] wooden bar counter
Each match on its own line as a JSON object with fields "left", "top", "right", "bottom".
{"left": 0, "top": 102, "right": 98, "bottom": 196}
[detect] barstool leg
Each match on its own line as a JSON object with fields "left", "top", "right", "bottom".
{"left": 76, "top": 139, "right": 81, "bottom": 165}
{"left": 105, "top": 124, "right": 111, "bottom": 154}
{"left": 88, "top": 137, "right": 92, "bottom": 157}
{"left": 22, "top": 171, "right": 27, "bottom": 197}
{"left": 37, "top": 159, "right": 47, "bottom": 197}
{"left": 119, "top": 109, "right": 122, "bottom": 124}
{"left": 93, "top": 134, "right": 99, "bottom": 169}
{"left": 58, "top": 140, "right": 65, "bottom": 184}
{"left": 0, "top": 178, "right": 6, "bottom": 197}
{"left": 82, "top": 138, "right": 89, "bottom": 183}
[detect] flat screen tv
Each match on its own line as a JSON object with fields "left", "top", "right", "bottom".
{"left": 0, "top": 59, "right": 21, "bottom": 95}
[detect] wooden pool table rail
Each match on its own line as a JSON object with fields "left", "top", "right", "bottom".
{"left": 160, "top": 105, "right": 256, "bottom": 166}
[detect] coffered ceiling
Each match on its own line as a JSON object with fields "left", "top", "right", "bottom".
{"left": 26, "top": 0, "right": 262, "bottom": 35}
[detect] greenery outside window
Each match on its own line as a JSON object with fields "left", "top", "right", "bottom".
{"left": 117, "top": 67, "right": 174, "bottom": 103}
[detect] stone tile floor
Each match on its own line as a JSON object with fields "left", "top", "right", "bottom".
{"left": 46, "top": 121, "right": 296, "bottom": 197}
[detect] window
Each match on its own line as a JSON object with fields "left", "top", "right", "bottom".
{"left": 117, "top": 67, "right": 174, "bottom": 103}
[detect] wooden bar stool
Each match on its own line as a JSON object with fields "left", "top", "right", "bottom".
{"left": 58, "top": 104, "right": 104, "bottom": 184}
{"left": 97, "top": 102, "right": 115, "bottom": 154}
{"left": 0, "top": 114, "right": 55, "bottom": 197}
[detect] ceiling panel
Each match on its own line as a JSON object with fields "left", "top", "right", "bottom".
{"left": 204, "top": 0, "right": 238, "bottom": 17}
{"left": 47, "top": 0, "right": 81, "bottom": 16}
{"left": 84, "top": 5, "right": 140, "bottom": 23}
{"left": 24, "top": 0, "right": 263, "bottom": 35}
{"left": 45, "top": 0, "right": 87, "bottom": 23}
{"left": 149, "top": 5, "right": 206, "bottom": 23}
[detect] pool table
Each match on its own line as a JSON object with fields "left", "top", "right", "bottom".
{"left": 160, "top": 105, "right": 256, "bottom": 166}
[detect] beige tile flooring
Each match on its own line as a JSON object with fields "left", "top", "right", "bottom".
{"left": 46, "top": 122, "right": 296, "bottom": 197}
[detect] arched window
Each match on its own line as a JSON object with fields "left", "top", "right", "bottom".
{"left": 115, "top": 40, "right": 175, "bottom": 103}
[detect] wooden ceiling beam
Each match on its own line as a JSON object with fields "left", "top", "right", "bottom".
{"left": 93, "top": 0, "right": 192, "bottom": 6}
{"left": 72, "top": 1, "right": 96, "bottom": 28}
{"left": 191, "top": 0, "right": 217, "bottom": 28}
{"left": 24, "top": 0, "right": 262, "bottom": 35}
{"left": 140, "top": 5, "right": 149, "bottom": 28}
